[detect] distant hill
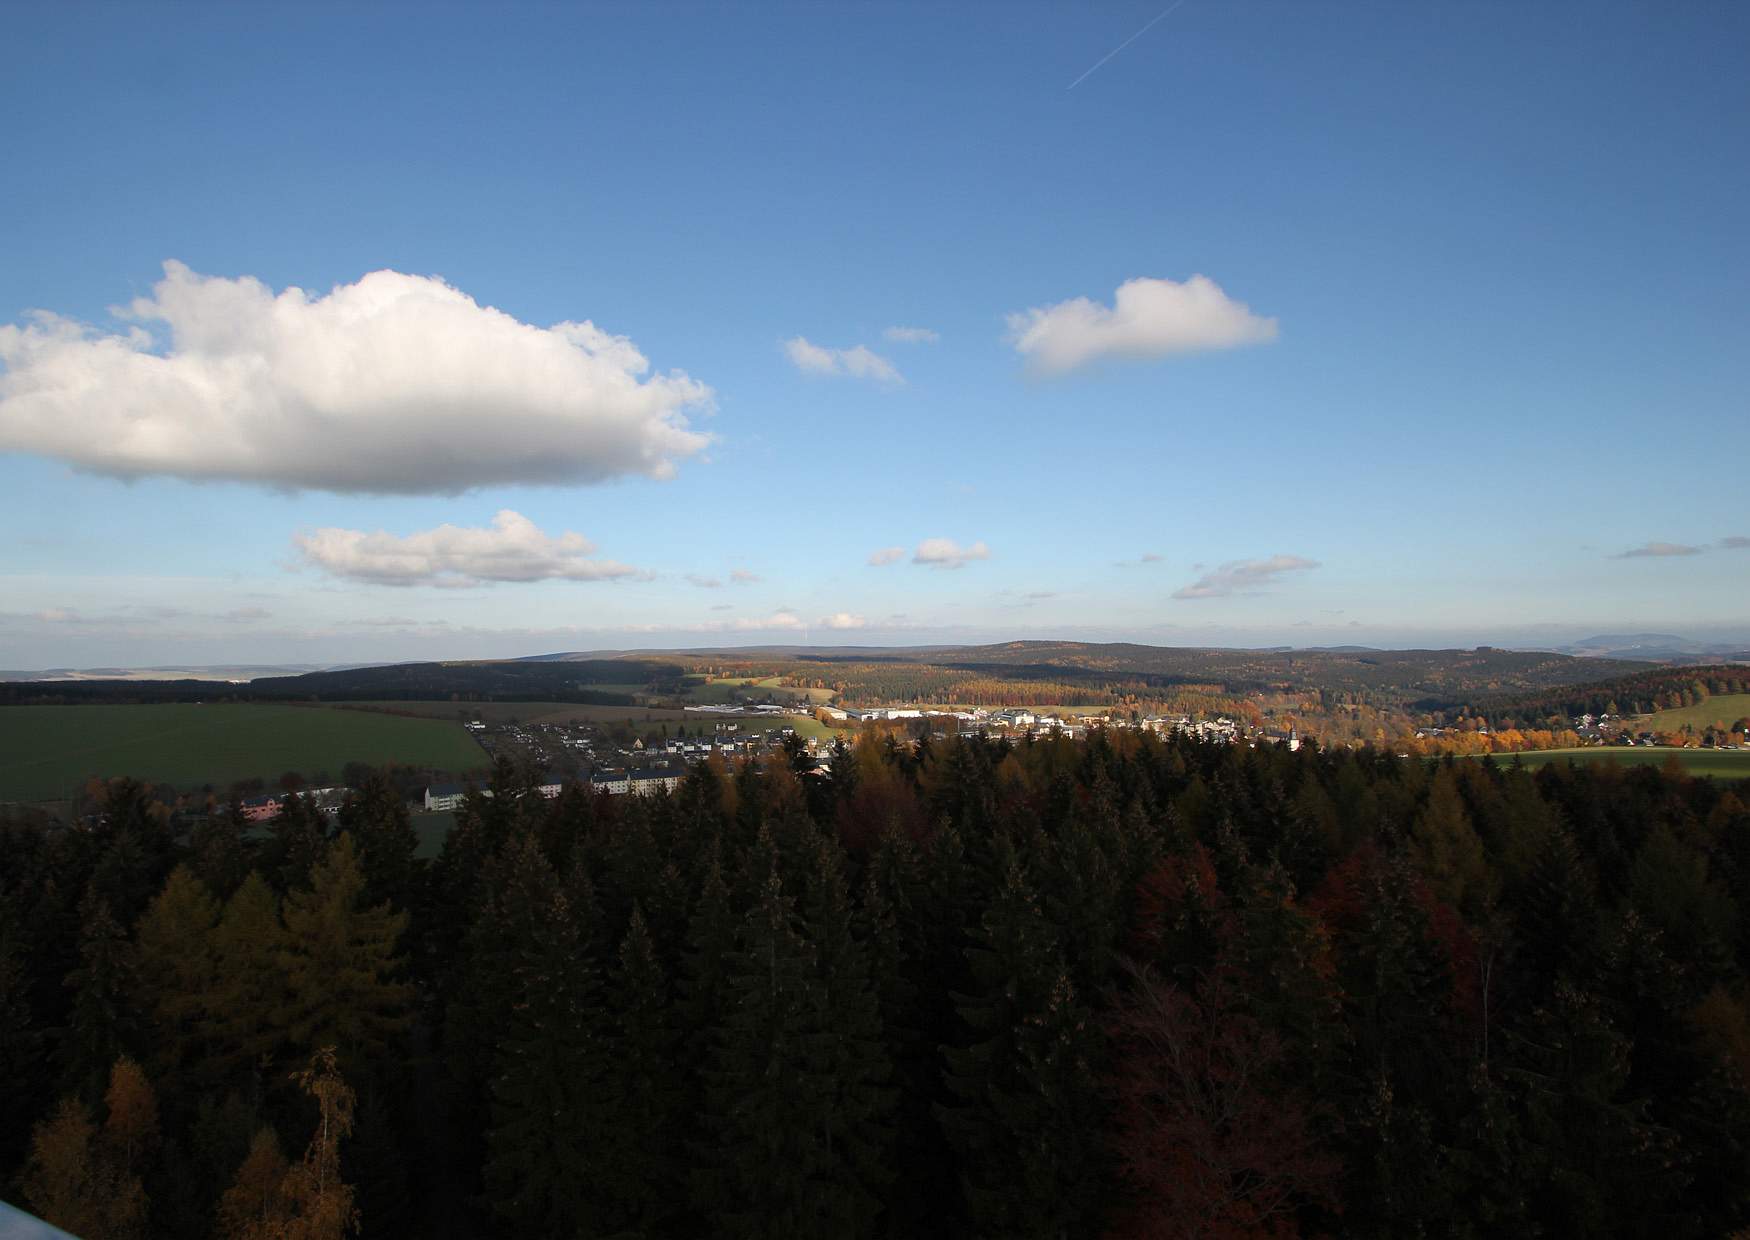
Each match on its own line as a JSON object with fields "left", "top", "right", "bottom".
{"left": 505, "top": 641, "right": 1647, "bottom": 712}
{"left": 1560, "top": 634, "right": 1743, "bottom": 661}
{"left": 0, "top": 641, "right": 1662, "bottom": 719}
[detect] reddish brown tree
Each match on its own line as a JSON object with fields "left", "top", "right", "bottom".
{"left": 1105, "top": 962, "right": 1339, "bottom": 1240}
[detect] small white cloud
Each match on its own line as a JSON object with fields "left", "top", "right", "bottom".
{"left": 686, "top": 574, "right": 724, "bottom": 589}
{"left": 819, "top": 612, "right": 867, "bottom": 630}
{"left": 1141, "top": 552, "right": 1163, "bottom": 563}
{"left": 709, "top": 603, "right": 734, "bottom": 612}
{"left": 867, "top": 546, "right": 906, "bottom": 567}
{"left": 883, "top": 325, "right": 939, "bottom": 344}
{"left": 0, "top": 262, "right": 712, "bottom": 493}
{"left": 295, "top": 509, "right": 642, "bottom": 587}
{"left": 731, "top": 610, "right": 803, "bottom": 632}
{"left": 1611, "top": 541, "right": 1704, "bottom": 559}
{"left": 1007, "top": 275, "right": 1277, "bottom": 375}
{"left": 913, "top": 538, "right": 991, "bottom": 570}
{"left": 730, "top": 568, "right": 762, "bottom": 584}
{"left": 1174, "top": 554, "right": 1319, "bottom": 600}
{"left": 783, "top": 336, "right": 902, "bottom": 384}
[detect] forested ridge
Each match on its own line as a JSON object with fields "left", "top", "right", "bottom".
{"left": 1481, "top": 664, "right": 1750, "bottom": 726}
{"left": 5, "top": 732, "right": 1750, "bottom": 1238}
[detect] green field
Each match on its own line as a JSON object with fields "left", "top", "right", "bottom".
{"left": 1641, "top": 693, "right": 1750, "bottom": 733}
{"left": 1479, "top": 746, "right": 1750, "bottom": 779}
{"left": 0, "top": 704, "right": 487, "bottom": 803}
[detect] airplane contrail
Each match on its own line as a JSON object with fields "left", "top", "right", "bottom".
{"left": 1066, "top": 0, "right": 1189, "bottom": 91}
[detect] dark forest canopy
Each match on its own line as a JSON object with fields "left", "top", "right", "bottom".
{"left": 0, "top": 660, "right": 679, "bottom": 707}
{"left": 5, "top": 733, "right": 1750, "bottom": 1238}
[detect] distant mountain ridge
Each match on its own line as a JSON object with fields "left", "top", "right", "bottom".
{"left": 1557, "top": 634, "right": 1750, "bottom": 662}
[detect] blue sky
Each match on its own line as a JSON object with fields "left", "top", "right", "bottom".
{"left": 2, "top": 1, "right": 1746, "bottom": 668}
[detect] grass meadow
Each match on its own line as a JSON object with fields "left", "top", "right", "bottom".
{"left": 1641, "top": 693, "right": 1750, "bottom": 733}
{"left": 0, "top": 704, "right": 486, "bottom": 803}
{"left": 1480, "top": 745, "right": 1750, "bottom": 780}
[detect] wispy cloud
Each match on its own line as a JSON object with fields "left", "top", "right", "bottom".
{"left": 685, "top": 574, "right": 723, "bottom": 589}
{"left": 730, "top": 568, "right": 762, "bottom": 584}
{"left": 1174, "top": 554, "right": 1319, "bottom": 599}
{"left": 1721, "top": 536, "right": 1750, "bottom": 550}
{"left": 1007, "top": 275, "right": 1277, "bottom": 375}
{"left": 883, "top": 325, "right": 939, "bottom": 344}
{"left": 1066, "top": 0, "right": 1188, "bottom": 90}
{"left": 1611, "top": 541, "right": 1704, "bottom": 559}
{"left": 296, "top": 509, "right": 642, "bottom": 587}
{"left": 1116, "top": 552, "right": 1165, "bottom": 567}
{"left": 0, "top": 262, "right": 711, "bottom": 493}
{"left": 867, "top": 546, "right": 907, "bottom": 567}
{"left": 783, "top": 336, "right": 902, "bottom": 384}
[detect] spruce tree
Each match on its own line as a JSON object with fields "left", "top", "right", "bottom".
{"left": 0, "top": 902, "right": 46, "bottom": 1170}
{"left": 189, "top": 799, "right": 250, "bottom": 900}
{"left": 339, "top": 772, "right": 421, "bottom": 912}
{"left": 797, "top": 835, "right": 894, "bottom": 1236}
{"left": 268, "top": 793, "right": 329, "bottom": 894}
{"left": 601, "top": 903, "right": 682, "bottom": 1234}
{"left": 699, "top": 863, "right": 853, "bottom": 1238}
{"left": 939, "top": 845, "right": 1107, "bottom": 1239}
{"left": 483, "top": 871, "right": 609, "bottom": 1236}
{"left": 61, "top": 889, "right": 138, "bottom": 1100}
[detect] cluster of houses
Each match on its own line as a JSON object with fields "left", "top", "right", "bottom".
{"left": 826, "top": 704, "right": 1295, "bottom": 750}
{"left": 422, "top": 762, "right": 693, "bottom": 810}
{"left": 587, "top": 765, "right": 688, "bottom": 796}
{"left": 239, "top": 786, "right": 345, "bottom": 822}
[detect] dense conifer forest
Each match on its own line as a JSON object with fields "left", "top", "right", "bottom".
{"left": 5, "top": 731, "right": 1750, "bottom": 1237}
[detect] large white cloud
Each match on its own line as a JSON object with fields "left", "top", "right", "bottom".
{"left": 728, "top": 610, "right": 804, "bottom": 632}
{"left": 783, "top": 336, "right": 902, "bottom": 384}
{"left": 1174, "top": 554, "right": 1319, "bottom": 599}
{"left": 296, "top": 509, "right": 642, "bottom": 587}
{"left": 0, "top": 262, "right": 712, "bottom": 493}
{"left": 1007, "top": 275, "right": 1277, "bottom": 375}
{"left": 913, "top": 538, "right": 991, "bottom": 570}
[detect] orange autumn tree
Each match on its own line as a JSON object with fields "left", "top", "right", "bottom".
{"left": 217, "top": 1045, "right": 359, "bottom": 1240}
{"left": 21, "top": 1057, "right": 159, "bottom": 1240}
